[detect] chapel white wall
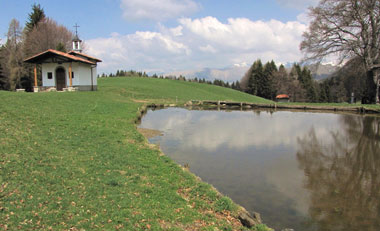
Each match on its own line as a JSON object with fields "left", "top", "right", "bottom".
{"left": 41, "top": 62, "right": 97, "bottom": 89}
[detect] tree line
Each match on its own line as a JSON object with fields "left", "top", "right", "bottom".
{"left": 240, "top": 60, "right": 317, "bottom": 102}
{"left": 241, "top": 58, "right": 377, "bottom": 103}
{"left": 0, "top": 4, "right": 73, "bottom": 91}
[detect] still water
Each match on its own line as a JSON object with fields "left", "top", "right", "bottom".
{"left": 139, "top": 108, "right": 380, "bottom": 231}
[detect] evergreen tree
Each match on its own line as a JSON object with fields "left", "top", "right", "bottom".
{"left": 318, "top": 81, "right": 329, "bottom": 102}
{"left": 262, "top": 61, "right": 277, "bottom": 99}
{"left": 231, "top": 82, "right": 236, "bottom": 89}
{"left": 254, "top": 60, "right": 272, "bottom": 99}
{"left": 235, "top": 81, "right": 241, "bottom": 91}
{"left": 25, "top": 3, "right": 45, "bottom": 33}
{"left": 300, "top": 67, "right": 318, "bottom": 102}
{"left": 55, "top": 42, "right": 66, "bottom": 52}
{"left": 247, "top": 59, "right": 263, "bottom": 95}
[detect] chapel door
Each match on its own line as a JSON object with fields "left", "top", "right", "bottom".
{"left": 56, "top": 67, "right": 66, "bottom": 91}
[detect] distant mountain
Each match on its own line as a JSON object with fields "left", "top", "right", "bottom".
{"left": 165, "top": 65, "right": 249, "bottom": 83}
{"left": 306, "top": 63, "right": 339, "bottom": 80}
{"left": 164, "top": 63, "right": 339, "bottom": 83}
{"left": 284, "top": 62, "right": 339, "bottom": 80}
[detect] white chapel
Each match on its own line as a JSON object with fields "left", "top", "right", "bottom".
{"left": 24, "top": 32, "right": 101, "bottom": 91}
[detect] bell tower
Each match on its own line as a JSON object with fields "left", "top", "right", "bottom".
{"left": 72, "top": 23, "right": 82, "bottom": 53}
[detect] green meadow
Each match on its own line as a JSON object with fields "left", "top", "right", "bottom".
{"left": 1, "top": 77, "right": 272, "bottom": 230}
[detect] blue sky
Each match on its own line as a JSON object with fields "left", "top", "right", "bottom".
{"left": 1, "top": 0, "right": 319, "bottom": 77}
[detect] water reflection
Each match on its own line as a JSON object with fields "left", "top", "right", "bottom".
{"left": 143, "top": 108, "right": 336, "bottom": 151}
{"left": 140, "top": 108, "right": 380, "bottom": 230}
{"left": 297, "top": 115, "right": 380, "bottom": 231}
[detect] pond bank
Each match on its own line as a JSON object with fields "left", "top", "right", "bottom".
{"left": 136, "top": 100, "right": 380, "bottom": 124}
{"left": 186, "top": 100, "right": 380, "bottom": 114}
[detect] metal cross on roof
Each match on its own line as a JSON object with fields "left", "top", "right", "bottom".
{"left": 74, "top": 23, "right": 80, "bottom": 37}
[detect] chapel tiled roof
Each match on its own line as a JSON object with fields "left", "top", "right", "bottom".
{"left": 68, "top": 50, "right": 102, "bottom": 62}
{"left": 24, "top": 49, "right": 98, "bottom": 65}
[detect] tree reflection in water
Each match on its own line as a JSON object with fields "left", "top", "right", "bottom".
{"left": 297, "top": 115, "right": 380, "bottom": 231}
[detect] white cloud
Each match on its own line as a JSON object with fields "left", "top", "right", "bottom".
{"left": 178, "top": 17, "right": 306, "bottom": 53}
{"left": 120, "top": 0, "right": 199, "bottom": 21}
{"left": 169, "top": 26, "right": 183, "bottom": 37}
{"left": 86, "top": 31, "right": 191, "bottom": 74}
{"left": 87, "top": 16, "right": 308, "bottom": 78}
{"left": 199, "top": 44, "right": 217, "bottom": 53}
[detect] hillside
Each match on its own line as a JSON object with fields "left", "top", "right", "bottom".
{"left": 0, "top": 77, "right": 271, "bottom": 230}
{"left": 100, "top": 77, "right": 272, "bottom": 104}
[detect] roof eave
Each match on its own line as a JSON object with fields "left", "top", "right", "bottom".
{"left": 24, "top": 49, "right": 96, "bottom": 65}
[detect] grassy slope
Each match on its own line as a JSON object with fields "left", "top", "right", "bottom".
{"left": 100, "top": 77, "right": 272, "bottom": 105}
{"left": 1, "top": 77, "right": 271, "bottom": 230}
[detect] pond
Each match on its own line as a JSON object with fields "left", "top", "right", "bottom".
{"left": 139, "top": 107, "right": 380, "bottom": 231}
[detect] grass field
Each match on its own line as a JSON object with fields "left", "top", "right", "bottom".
{"left": 1, "top": 77, "right": 272, "bottom": 230}
{"left": 100, "top": 77, "right": 272, "bottom": 105}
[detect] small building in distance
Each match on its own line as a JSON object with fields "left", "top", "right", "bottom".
{"left": 24, "top": 32, "right": 101, "bottom": 92}
{"left": 276, "top": 94, "right": 290, "bottom": 103}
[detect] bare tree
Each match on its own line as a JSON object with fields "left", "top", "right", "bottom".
{"left": 23, "top": 18, "right": 73, "bottom": 57}
{"left": 240, "top": 64, "right": 254, "bottom": 92}
{"left": 4, "top": 19, "right": 25, "bottom": 90}
{"left": 300, "top": 0, "right": 380, "bottom": 103}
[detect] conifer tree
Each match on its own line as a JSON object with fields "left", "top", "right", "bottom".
{"left": 262, "top": 61, "right": 277, "bottom": 99}
{"left": 300, "top": 67, "right": 318, "bottom": 102}
{"left": 55, "top": 42, "right": 66, "bottom": 52}
{"left": 247, "top": 60, "right": 263, "bottom": 95}
{"left": 235, "top": 80, "right": 241, "bottom": 91}
{"left": 25, "top": 3, "right": 46, "bottom": 33}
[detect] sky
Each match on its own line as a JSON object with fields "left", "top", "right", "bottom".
{"left": 0, "top": 0, "right": 319, "bottom": 76}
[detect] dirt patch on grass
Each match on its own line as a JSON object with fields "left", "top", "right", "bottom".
{"left": 132, "top": 99, "right": 150, "bottom": 103}
{"left": 137, "top": 128, "right": 163, "bottom": 139}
